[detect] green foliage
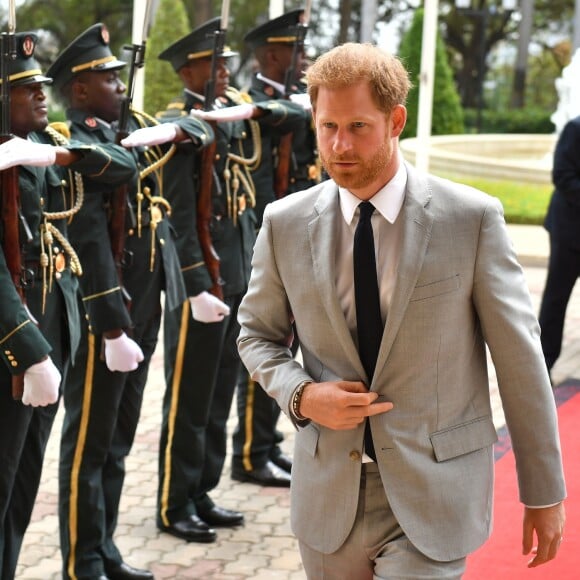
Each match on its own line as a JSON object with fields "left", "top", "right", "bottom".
{"left": 16, "top": 0, "right": 133, "bottom": 65}
{"left": 144, "top": 0, "right": 191, "bottom": 115}
{"left": 436, "top": 172, "right": 552, "bottom": 225}
{"left": 399, "top": 9, "right": 464, "bottom": 140}
{"left": 463, "top": 108, "right": 555, "bottom": 134}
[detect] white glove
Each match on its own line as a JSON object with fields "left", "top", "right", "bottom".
{"left": 289, "top": 92, "right": 312, "bottom": 112}
{"left": 120, "top": 123, "right": 178, "bottom": 147}
{"left": 190, "top": 103, "right": 255, "bottom": 123}
{"left": 189, "top": 291, "right": 230, "bottom": 323}
{"left": 22, "top": 357, "right": 61, "bottom": 407}
{"left": 0, "top": 136, "right": 57, "bottom": 171}
{"left": 104, "top": 332, "right": 145, "bottom": 372}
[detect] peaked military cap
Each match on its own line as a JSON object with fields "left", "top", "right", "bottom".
{"left": 46, "top": 23, "right": 125, "bottom": 91}
{"left": 0, "top": 32, "right": 52, "bottom": 86}
{"left": 158, "top": 18, "right": 238, "bottom": 72}
{"left": 244, "top": 9, "right": 305, "bottom": 49}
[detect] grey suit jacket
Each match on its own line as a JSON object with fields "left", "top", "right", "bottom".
{"left": 237, "top": 161, "right": 566, "bottom": 561}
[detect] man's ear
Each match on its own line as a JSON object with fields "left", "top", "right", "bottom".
{"left": 390, "top": 104, "right": 407, "bottom": 138}
{"left": 71, "top": 78, "right": 89, "bottom": 102}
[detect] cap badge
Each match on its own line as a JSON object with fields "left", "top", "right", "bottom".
{"left": 22, "top": 35, "right": 35, "bottom": 57}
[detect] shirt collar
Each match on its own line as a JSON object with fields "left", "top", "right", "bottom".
{"left": 256, "top": 73, "right": 286, "bottom": 96}
{"left": 339, "top": 162, "right": 408, "bottom": 226}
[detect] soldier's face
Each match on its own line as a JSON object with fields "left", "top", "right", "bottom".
{"left": 10, "top": 82, "right": 48, "bottom": 137}
{"left": 182, "top": 57, "right": 229, "bottom": 98}
{"left": 73, "top": 69, "right": 126, "bottom": 123}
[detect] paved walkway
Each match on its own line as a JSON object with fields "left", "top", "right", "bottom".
{"left": 16, "top": 225, "right": 580, "bottom": 579}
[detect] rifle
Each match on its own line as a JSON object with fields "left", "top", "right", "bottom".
{"left": 1, "top": 3, "right": 31, "bottom": 400}
{"left": 110, "top": 0, "right": 153, "bottom": 295}
{"left": 196, "top": 2, "right": 230, "bottom": 300}
{"left": 273, "top": 2, "right": 311, "bottom": 199}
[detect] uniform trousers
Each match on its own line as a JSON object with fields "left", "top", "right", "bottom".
{"left": 0, "top": 285, "right": 66, "bottom": 580}
{"left": 59, "top": 238, "right": 164, "bottom": 579}
{"left": 538, "top": 236, "right": 580, "bottom": 371}
{"left": 298, "top": 463, "right": 466, "bottom": 580}
{"left": 233, "top": 330, "right": 298, "bottom": 471}
{"left": 158, "top": 292, "right": 243, "bottom": 526}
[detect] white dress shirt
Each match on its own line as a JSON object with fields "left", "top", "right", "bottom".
{"left": 335, "top": 161, "right": 407, "bottom": 347}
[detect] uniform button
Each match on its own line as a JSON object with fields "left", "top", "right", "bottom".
{"left": 128, "top": 229, "right": 135, "bottom": 236}
{"left": 4, "top": 350, "right": 11, "bottom": 355}
{"left": 7, "top": 354, "right": 15, "bottom": 360}
{"left": 349, "top": 450, "right": 361, "bottom": 461}
{"left": 159, "top": 238, "right": 165, "bottom": 246}
{"left": 11, "top": 361, "right": 18, "bottom": 367}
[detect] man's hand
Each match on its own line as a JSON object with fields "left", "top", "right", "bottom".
{"left": 22, "top": 357, "right": 61, "bottom": 407}
{"left": 190, "top": 103, "right": 255, "bottom": 123}
{"left": 0, "top": 136, "right": 56, "bottom": 170}
{"left": 299, "top": 381, "right": 393, "bottom": 430}
{"left": 523, "top": 502, "right": 565, "bottom": 568}
{"left": 121, "top": 123, "right": 178, "bottom": 147}
{"left": 189, "top": 292, "right": 230, "bottom": 323}
{"left": 104, "top": 332, "right": 144, "bottom": 372}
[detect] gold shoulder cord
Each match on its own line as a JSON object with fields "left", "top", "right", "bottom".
{"left": 36, "top": 125, "right": 84, "bottom": 313}
{"left": 223, "top": 88, "right": 261, "bottom": 225}
{"left": 131, "top": 108, "right": 177, "bottom": 271}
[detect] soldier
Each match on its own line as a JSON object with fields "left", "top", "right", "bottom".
{"left": 156, "top": 17, "right": 307, "bottom": 542}
{"left": 0, "top": 33, "right": 135, "bottom": 580}
{"left": 230, "top": 9, "right": 321, "bottom": 487}
{"left": 46, "top": 23, "right": 214, "bottom": 580}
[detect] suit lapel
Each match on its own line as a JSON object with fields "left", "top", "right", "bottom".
{"left": 374, "top": 163, "right": 434, "bottom": 383}
{"left": 308, "top": 182, "right": 365, "bottom": 377}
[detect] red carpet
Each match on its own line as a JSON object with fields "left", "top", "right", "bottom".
{"left": 464, "top": 379, "right": 580, "bottom": 578}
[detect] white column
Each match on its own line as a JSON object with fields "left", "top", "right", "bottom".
{"left": 269, "top": 0, "right": 285, "bottom": 18}
{"left": 415, "top": 0, "right": 439, "bottom": 173}
{"left": 361, "top": 0, "right": 378, "bottom": 43}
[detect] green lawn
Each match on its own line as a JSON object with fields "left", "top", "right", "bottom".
{"left": 435, "top": 172, "right": 552, "bottom": 225}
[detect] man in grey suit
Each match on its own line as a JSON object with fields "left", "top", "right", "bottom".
{"left": 237, "top": 43, "right": 566, "bottom": 578}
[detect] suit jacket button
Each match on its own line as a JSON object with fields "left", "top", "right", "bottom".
{"left": 349, "top": 450, "right": 361, "bottom": 461}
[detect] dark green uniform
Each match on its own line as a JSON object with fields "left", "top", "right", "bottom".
{"left": 56, "top": 108, "right": 211, "bottom": 579}
{"left": 233, "top": 13, "right": 320, "bottom": 478}
{"left": 156, "top": 85, "right": 305, "bottom": 527}
{"left": 45, "top": 22, "right": 215, "bottom": 577}
{"left": 0, "top": 127, "right": 134, "bottom": 580}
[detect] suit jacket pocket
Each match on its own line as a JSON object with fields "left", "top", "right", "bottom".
{"left": 430, "top": 416, "right": 497, "bottom": 462}
{"left": 296, "top": 423, "right": 320, "bottom": 458}
{"left": 410, "top": 274, "right": 461, "bottom": 302}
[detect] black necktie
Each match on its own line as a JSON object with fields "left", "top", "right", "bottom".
{"left": 354, "top": 201, "right": 383, "bottom": 461}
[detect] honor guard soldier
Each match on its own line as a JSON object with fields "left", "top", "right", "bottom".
{"left": 0, "top": 33, "right": 135, "bottom": 580}
{"left": 231, "top": 9, "right": 321, "bottom": 487}
{"left": 156, "top": 17, "right": 307, "bottom": 542}
{"left": 46, "top": 23, "right": 214, "bottom": 580}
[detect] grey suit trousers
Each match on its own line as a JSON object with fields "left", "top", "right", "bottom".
{"left": 298, "top": 464, "right": 466, "bottom": 580}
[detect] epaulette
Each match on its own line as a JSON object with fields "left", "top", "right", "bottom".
{"left": 48, "top": 121, "right": 71, "bottom": 140}
{"left": 226, "top": 86, "right": 253, "bottom": 105}
{"left": 155, "top": 97, "right": 187, "bottom": 121}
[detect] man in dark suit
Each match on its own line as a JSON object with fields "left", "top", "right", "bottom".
{"left": 538, "top": 115, "right": 580, "bottom": 377}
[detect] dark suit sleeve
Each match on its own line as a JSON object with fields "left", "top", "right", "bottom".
{"left": 552, "top": 117, "right": 580, "bottom": 208}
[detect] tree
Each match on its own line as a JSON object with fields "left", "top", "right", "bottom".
{"left": 14, "top": 0, "right": 133, "bottom": 69}
{"left": 399, "top": 7, "right": 464, "bottom": 138}
{"left": 144, "top": 0, "right": 190, "bottom": 115}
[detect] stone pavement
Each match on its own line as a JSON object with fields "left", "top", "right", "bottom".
{"left": 16, "top": 225, "right": 580, "bottom": 580}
